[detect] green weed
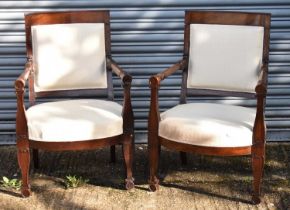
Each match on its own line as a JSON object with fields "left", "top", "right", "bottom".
{"left": 0, "top": 176, "right": 22, "bottom": 190}
{"left": 64, "top": 175, "right": 89, "bottom": 189}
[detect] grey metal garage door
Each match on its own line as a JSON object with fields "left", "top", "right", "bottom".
{"left": 0, "top": 0, "right": 290, "bottom": 144}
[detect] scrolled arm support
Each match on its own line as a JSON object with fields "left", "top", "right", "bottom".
{"left": 148, "top": 59, "right": 186, "bottom": 143}
{"left": 107, "top": 58, "right": 133, "bottom": 135}
{"left": 122, "top": 81, "right": 134, "bottom": 135}
{"left": 253, "top": 64, "right": 268, "bottom": 148}
{"left": 15, "top": 60, "right": 32, "bottom": 141}
{"left": 148, "top": 59, "right": 188, "bottom": 190}
{"left": 148, "top": 79, "right": 160, "bottom": 135}
{"left": 15, "top": 60, "right": 32, "bottom": 92}
{"left": 255, "top": 64, "right": 268, "bottom": 96}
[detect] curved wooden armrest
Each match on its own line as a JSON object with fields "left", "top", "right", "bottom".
{"left": 15, "top": 60, "right": 32, "bottom": 91}
{"left": 148, "top": 59, "right": 186, "bottom": 136}
{"left": 253, "top": 64, "right": 268, "bottom": 145}
{"left": 149, "top": 59, "right": 187, "bottom": 88}
{"left": 255, "top": 64, "right": 268, "bottom": 95}
{"left": 106, "top": 58, "right": 133, "bottom": 134}
{"left": 15, "top": 60, "right": 32, "bottom": 139}
{"left": 107, "top": 58, "right": 132, "bottom": 85}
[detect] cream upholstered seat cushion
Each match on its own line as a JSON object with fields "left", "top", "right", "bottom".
{"left": 187, "top": 24, "right": 264, "bottom": 93}
{"left": 159, "top": 103, "right": 256, "bottom": 147}
{"left": 26, "top": 99, "right": 123, "bottom": 141}
{"left": 31, "top": 23, "right": 107, "bottom": 92}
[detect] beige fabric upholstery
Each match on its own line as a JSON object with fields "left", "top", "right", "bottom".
{"left": 31, "top": 23, "right": 107, "bottom": 92}
{"left": 159, "top": 103, "right": 256, "bottom": 147}
{"left": 26, "top": 99, "right": 123, "bottom": 141}
{"left": 187, "top": 24, "right": 264, "bottom": 93}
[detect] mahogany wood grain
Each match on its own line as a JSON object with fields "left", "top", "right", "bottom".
{"left": 160, "top": 137, "right": 252, "bottom": 156}
{"left": 185, "top": 11, "right": 269, "bottom": 26}
{"left": 29, "top": 136, "right": 123, "bottom": 151}
{"left": 148, "top": 11, "right": 271, "bottom": 204}
{"left": 16, "top": 10, "right": 134, "bottom": 197}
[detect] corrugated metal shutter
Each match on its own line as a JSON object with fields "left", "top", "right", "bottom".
{"left": 0, "top": 1, "right": 289, "bottom": 144}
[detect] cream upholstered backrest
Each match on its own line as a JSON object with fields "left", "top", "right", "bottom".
{"left": 187, "top": 24, "right": 264, "bottom": 93}
{"left": 31, "top": 23, "right": 107, "bottom": 92}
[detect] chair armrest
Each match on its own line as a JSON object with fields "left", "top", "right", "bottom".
{"left": 252, "top": 93, "right": 267, "bottom": 146}
{"left": 107, "top": 58, "right": 133, "bottom": 134}
{"left": 148, "top": 59, "right": 187, "bottom": 142}
{"left": 15, "top": 60, "right": 32, "bottom": 91}
{"left": 253, "top": 64, "right": 268, "bottom": 146}
{"left": 255, "top": 64, "right": 268, "bottom": 95}
{"left": 107, "top": 58, "right": 132, "bottom": 85}
{"left": 15, "top": 60, "right": 32, "bottom": 140}
{"left": 149, "top": 59, "right": 187, "bottom": 88}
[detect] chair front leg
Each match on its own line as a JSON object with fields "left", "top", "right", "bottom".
{"left": 252, "top": 143, "right": 265, "bottom": 204}
{"left": 118, "top": 67, "right": 134, "bottom": 189}
{"left": 148, "top": 77, "right": 161, "bottom": 191}
{"left": 15, "top": 62, "right": 32, "bottom": 197}
{"left": 252, "top": 94, "right": 266, "bottom": 204}
{"left": 148, "top": 133, "right": 160, "bottom": 191}
{"left": 17, "top": 137, "right": 31, "bottom": 197}
{"left": 122, "top": 134, "right": 134, "bottom": 190}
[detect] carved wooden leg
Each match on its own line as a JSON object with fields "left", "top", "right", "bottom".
{"left": 148, "top": 136, "right": 159, "bottom": 192}
{"left": 148, "top": 79, "right": 160, "bottom": 192}
{"left": 180, "top": 152, "right": 187, "bottom": 165}
{"left": 17, "top": 140, "right": 31, "bottom": 197}
{"left": 110, "top": 145, "right": 116, "bottom": 163}
{"left": 32, "top": 149, "right": 39, "bottom": 169}
{"left": 123, "top": 134, "right": 134, "bottom": 190}
{"left": 252, "top": 152, "right": 264, "bottom": 204}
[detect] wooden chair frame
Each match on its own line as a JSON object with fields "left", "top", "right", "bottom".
{"left": 148, "top": 11, "right": 271, "bottom": 204}
{"left": 15, "top": 10, "right": 134, "bottom": 197}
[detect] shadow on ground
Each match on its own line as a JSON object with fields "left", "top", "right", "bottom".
{"left": 0, "top": 143, "right": 289, "bottom": 209}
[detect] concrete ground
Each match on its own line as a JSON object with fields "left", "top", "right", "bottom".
{"left": 0, "top": 143, "right": 289, "bottom": 210}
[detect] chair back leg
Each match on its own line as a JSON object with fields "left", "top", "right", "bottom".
{"left": 33, "top": 149, "right": 39, "bottom": 169}
{"left": 110, "top": 145, "right": 116, "bottom": 163}
{"left": 180, "top": 152, "right": 187, "bottom": 165}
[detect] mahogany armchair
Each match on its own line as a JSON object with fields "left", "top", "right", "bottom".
{"left": 148, "top": 11, "right": 271, "bottom": 204}
{"left": 15, "top": 11, "right": 134, "bottom": 197}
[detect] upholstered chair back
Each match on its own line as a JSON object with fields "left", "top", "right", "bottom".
{"left": 187, "top": 24, "right": 264, "bottom": 93}
{"left": 31, "top": 23, "right": 107, "bottom": 92}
